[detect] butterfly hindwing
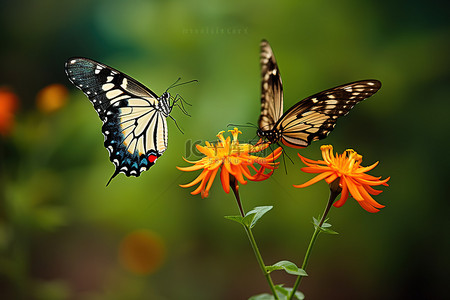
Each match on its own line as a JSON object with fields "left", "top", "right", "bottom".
{"left": 259, "top": 40, "right": 284, "bottom": 131}
{"left": 65, "top": 58, "right": 170, "bottom": 184}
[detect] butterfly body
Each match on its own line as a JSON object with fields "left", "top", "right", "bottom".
{"left": 65, "top": 57, "right": 175, "bottom": 185}
{"left": 257, "top": 40, "right": 381, "bottom": 148}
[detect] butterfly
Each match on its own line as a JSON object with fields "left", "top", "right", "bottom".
{"left": 257, "top": 40, "right": 381, "bottom": 148}
{"left": 65, "top": 57, "right": 185, "bottom": 185}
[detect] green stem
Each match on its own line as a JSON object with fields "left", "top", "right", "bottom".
{"left": 245, "top": 226, "right": 279, "bottom": 299}
{"left": 230, "top": 176, "right": 280, "bottom": 300}
{"left": 288, "top": 189, "right": 340, "bottom": 300}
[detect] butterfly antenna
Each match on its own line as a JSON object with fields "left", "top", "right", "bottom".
{"left": 227, "top": 122, "right": 258, "bottom": 129}
{"left": 169, "top": 115, "right": 184, "bottom": 134}
{"left": 106, "top": 169, "right": 120, "bottom": 187}
{"left": 166, "top": 78, "right": 182, "bottom": 92}
{"left": 166, "top": 79, "right": 198, "bottom": 92}
{"left": 172, "top": 79, "right": 198, "bottom": 89}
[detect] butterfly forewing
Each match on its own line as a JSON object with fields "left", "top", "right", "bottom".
{"left": 276, "top": 80, "right": 381, "bottom": 148}
{"left": 65, "top": 57, "right": 169, "bottom": 184}
{"left": 259, "top": 40, "right": 284, "bottom": 131}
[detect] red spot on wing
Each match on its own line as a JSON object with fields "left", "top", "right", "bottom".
{"left": 148, "top": 154, "right": 158, "bottom": 163}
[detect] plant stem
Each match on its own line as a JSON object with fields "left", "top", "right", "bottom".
{"left": 230, "top": 175, "right": 279, "bottom": 300}
{"left": 230, "top": 176, "right": 245, "bottom": 218}
{"left": 244, "top": 226, "right": 279, "bottom": 299}
{"left": 288, "top": 189, "right": 340, "bottom": 300}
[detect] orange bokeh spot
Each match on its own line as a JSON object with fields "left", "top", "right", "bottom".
{"left": 36, "top": 83, "right": 68, "bottom": 113}
{"left": 118, "top": 229, "right": 166, "bottom": 275}
{"left": 0, "top": 88, "right": 19, "bottom": 136}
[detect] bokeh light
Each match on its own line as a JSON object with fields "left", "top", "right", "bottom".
{"left": 0, "top": 88, "right": 19, "bottom": 136}
{"left": 119, "top": 229, "right": 166, "bottom": 275}
{"left": 36, "top": 83, "right": 68, "bottom": 113}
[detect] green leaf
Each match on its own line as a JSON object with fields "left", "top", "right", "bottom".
{"left": 275, "top": 285, "right": 289, "bottom": 296}
{"left": 248, "top": 293, "right": 275, "bottom": 300}
{"left": 312, "top": 217, "right": 339, "bottom": 234}
{"left": 312, "top": 216, "right": 320, "bottom": 227}
{"left": 266, "top": 260, "right": 307, "bottom": 276}
{"left": 224, "top": 215, "right": 244, "bottom": 226}
{"left": 248, "top": 286, "right": 305, "bottom": 300}
{"left": 320, "top": 225, "right": 339, "bottom": 234}
{"left": 282, "top": 287, "right": 305, "bottom": 300}
{"left": 243, "top": 206, "right": 273, "bottom": 228}
{"left": 274, "top": 285, "right": 305, "bottom": 299}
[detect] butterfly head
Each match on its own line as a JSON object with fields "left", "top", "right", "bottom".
{"left": 257, "top": 128, "right": 281, "bottom": 144}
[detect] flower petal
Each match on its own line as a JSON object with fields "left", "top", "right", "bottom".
{"left": 357, "top": 200, "right": 380, "bottom": 213}
{"left": 334, "top": 179, "right": 349, "bottom": 208}
{"left": 204, "top": 167, "right": 219, "bottom": 197}
{"left": 220, "top": 166, "right": 230, "bottom": 194}
{"left": 357, "top": 184, "right": 385, "bottom": 209}
{"left": 293, "top": 171, "right": 334, "bottom": 188}
{"left": 298, "top": 153, "right": 326, "bottom": 167}
{"left": 191, "top": 170, "right": 213, "bottom": 197}
{"left": 324, "top": 173, "right": 339, "bottom": 184}
{"left": 300, "top": 166, "right": 330, "bottom": 173}
{"left": 345, "top": 177, "right": 364, "bottom": 201}
{"left": 177, "top": 163, "right": 207, "bottom": 172}
{"left": 354, "top": 161, "right": 379, "bottom": 173}
{"left": 179, "top": 169, "right": 209, "bottom": 188}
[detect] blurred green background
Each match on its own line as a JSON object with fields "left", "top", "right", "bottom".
{"left": 1, "top": 0, "right": 449, "bottom": 299}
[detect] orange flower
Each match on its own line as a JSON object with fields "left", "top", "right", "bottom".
{"left": 177, "top": 128, "right": 282, "bottom": 198}
{"left": 0, "top": 88, "right": 19, "bottom": 136}
{"left": 294, "top": 145, "right": 390, "bottom": 213}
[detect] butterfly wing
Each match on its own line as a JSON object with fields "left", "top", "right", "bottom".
{"left": 65, "top": 57, "right": 168, "bottom": 184}
{"left": 275, "top": 80, "right": 381, "bottom": 148}
{"left": 258, "top": 40, "right": 284, "bottom": 131}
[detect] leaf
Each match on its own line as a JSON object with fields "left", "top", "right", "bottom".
{"left": 243, "top": 206, "right": 273, "bottom": 228}
{"left": 248, "top": 293, "right": 275, "bottom": 300}
{"left": 282, "top": 287, "right": 305, "bottom": 300}
{"left": 320, "top": 227, "right": 339, "bottom": 235}
{"left": 266, "top": 260, "right": 307, "bottom": 276}
{"left": 248, "top": 286, "right": 305, "bottom": 300}
{"left": 321, "top": 222, "right": 332, "bottom": 228}
{"left": 274, "top": 285, "right": 305, "bottom": 299}
{"left": 275, "top": 285, "right": 289, "bottom": 296}
{"left": 224, "top": 215, "right": 244, "bottom": 226}
{"left": 312, "top": 217, "right": 339, "bottom": 234}
{"left": 312, "top": 216, "right": 320, "bottom": 227}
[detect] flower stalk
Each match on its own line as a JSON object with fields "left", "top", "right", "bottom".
{"left": 288, "top": 188, "right": 339, "bottom": 300}
{"left": 230, "top": 177, "right": 280, "bottom": 300}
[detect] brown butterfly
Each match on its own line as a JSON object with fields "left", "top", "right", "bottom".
{"left": 257, "top": 40, "right": 381, "bottom": 148}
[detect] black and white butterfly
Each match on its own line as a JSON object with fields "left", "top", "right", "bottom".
{"left": 257, "top": 40, "right": 381, "bottom": 148}
{"left": 65, "top": 57, "right": 187, "bottom": 185}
